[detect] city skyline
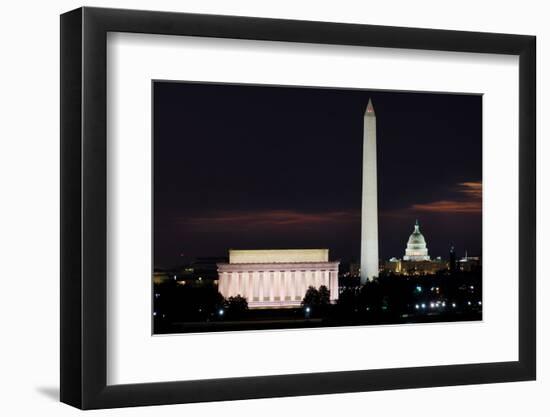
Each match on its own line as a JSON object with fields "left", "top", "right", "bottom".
{"left": 154, "top": 82, "right": 482, "bottom": 268}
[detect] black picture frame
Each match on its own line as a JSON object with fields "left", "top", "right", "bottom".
{"left": 60, "top": 6, "right": 536, "bottom": 410}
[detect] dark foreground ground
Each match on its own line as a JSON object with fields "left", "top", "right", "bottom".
{"left": 154, "top": 308, "right": 482, "bottom": 334}
{"left": 153, "top": 270, "right": 482, "bottom": 334}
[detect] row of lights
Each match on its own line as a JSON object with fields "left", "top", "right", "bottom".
{"left": 155, "top": 308, "right": 225, "bottom": 318}
{"left": 172, "top": 275, "right": 202, "bottom": 281}
{"left": 416, "top": 285, "right": 477, "bottom": 293}
{"left": 415, "top": 300, "right": 481, "bottom": 310}
{"left": 415, "top": 301, "right": 449, "bottom": 310}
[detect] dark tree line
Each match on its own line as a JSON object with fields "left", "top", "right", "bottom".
{"left": 334, "top": 270, "right": 482, "bottom": 323}
{"left": 154, "top": 269, "right": 482, "bottom": 331}
{"left": 300, "top": 285, "right": 331, "bottom": 316}
{"left": 153, "top": 281, "right": 249, "bottom": 327}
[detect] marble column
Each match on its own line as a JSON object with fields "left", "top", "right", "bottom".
{"left": 303, "top": 271, "right": 309, "bottom": 299}
{"left": 252, "top": 271, "right": 259, "bottom": 301}
{"left": 284, "top": 270, "right": 290, "bottom": 301}
{"left": 246, "top": 273, "right": 251, "bottom": 298}
{"left": 269, "top": 271, "right": 275, "bottom": 301}
{"left": 276, "top": 270, "right": 283, "bottom": 302}
{"left": 230, "top": 273, "right": 235, "bottom": 297}
{"left": 330, "top": 270, "right": 339, "bottom": 301}
{"left": 315, "top": 269, "right": 322, "bottom": 289}
{"left": 218, "top": 272, "right": 226, "bottom": 295}
{"left": 238, "top": 272, "right": 244, "bottom": 297}
{"left": 259, "top": 271, "right": 265, "bottom": 301}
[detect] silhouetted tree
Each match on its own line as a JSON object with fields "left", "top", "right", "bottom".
{"left": 302, "top": 286, "right": 320, "bottom": 307}
{"left": 318, "top": 285, "right": 331, "bottom": 306}
{"left": 226, "top": 295, "right": 248, "bottom": 317}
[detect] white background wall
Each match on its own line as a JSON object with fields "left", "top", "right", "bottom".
{"left": 0, "top": 0, "right": 545, "bottom": 415}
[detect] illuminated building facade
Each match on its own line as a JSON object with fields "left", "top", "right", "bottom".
{"left": 384, "top": 221, "right": 447, "bottom": 275}
{"left": 385, "top": 258, "right": 447, "bottom": 275}
{"left": 403, "top": 220, "right": 430, "bottom": 261}
{"left": 217, "top": 249, "right": 339, "bottom": 308}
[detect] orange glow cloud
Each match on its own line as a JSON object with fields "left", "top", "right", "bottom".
{"left": 180, "top": 209, "right": 360, "bottom": 229}
{"left": 411, "top": 200, "right": 481, "bottom": 213}
{"left": 411, "top": 181, "right": 482, "bottom": 214}
{"left": 457, "top": 181, "right": 482, "bottom": 199}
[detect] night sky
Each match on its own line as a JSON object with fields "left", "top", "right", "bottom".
{"left": 154, "top": 81, "right": 482, "bottom": 268}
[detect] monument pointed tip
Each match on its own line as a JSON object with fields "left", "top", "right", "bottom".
{"left": 365, "top": 98, "right": 375, "bottom": 115}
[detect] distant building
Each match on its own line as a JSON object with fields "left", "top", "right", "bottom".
{"left": 189, "top": 256, "right": 228, "bottom": 286}
{"left": 217, "top": 249, "right": 339, "bottom": 308}
{"left": 349, "top": 261, "right": 360, "bottom": 278}
{"left": 153, "top": 270, "right": 171, "bottom": 285}
{"left": 385, "top": 258, "right": 446, "bottom": 275}
{"left": 191, "top": 257, "right": 228, "bottom": 279}
{"left": 458, "top": 251, "right": 481, "bottom": 272}
{"left": 449, "top": 245, "right": 457, "bottom": 272}
{"left": 384, "top": 221, "right": 447, "bottom": 275}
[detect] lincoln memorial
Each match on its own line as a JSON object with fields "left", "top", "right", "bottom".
{"left": 217, "top": 249, "right": 339, "bottom": 308}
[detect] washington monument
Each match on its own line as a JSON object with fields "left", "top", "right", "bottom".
{"left": 360, "top": 98, "right": 379, "bottom": 284}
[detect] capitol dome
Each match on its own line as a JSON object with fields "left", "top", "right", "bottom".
{"left": 403, "top": 220, "right": 430, "bottom": 261}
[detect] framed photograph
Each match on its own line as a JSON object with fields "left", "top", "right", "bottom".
{"left": 60, "top": 6, "right": 536, "bottom": 409}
